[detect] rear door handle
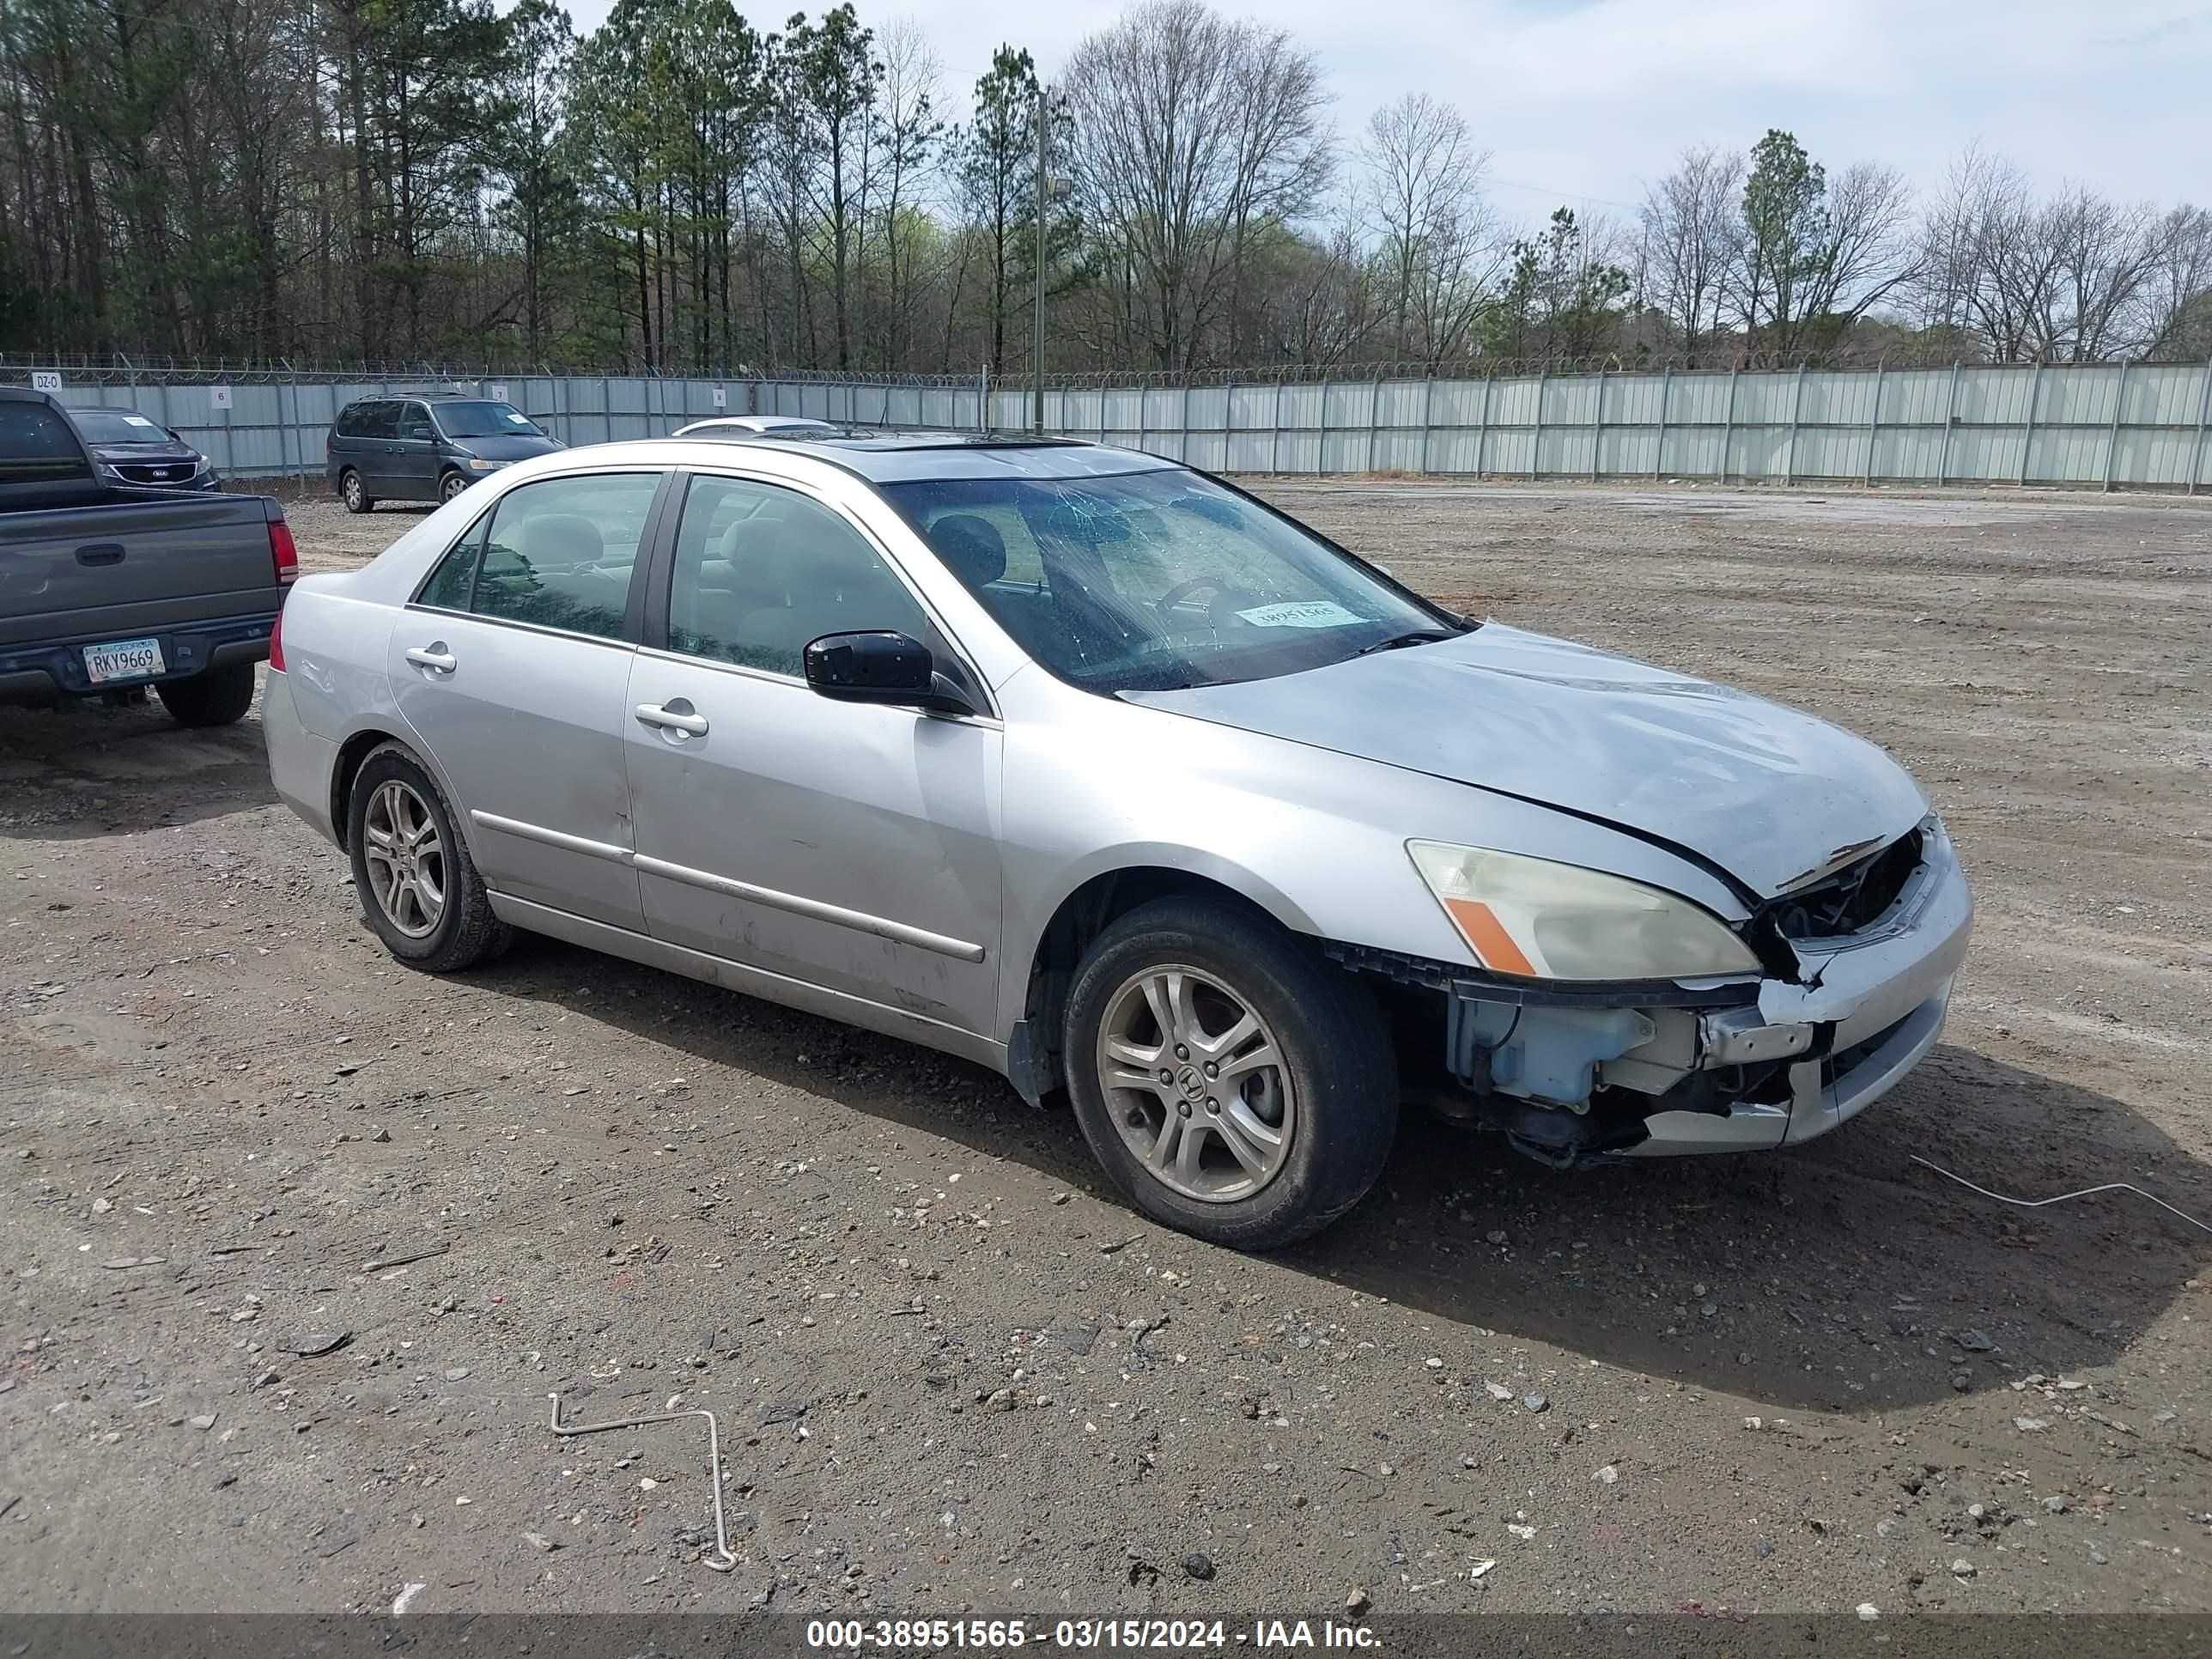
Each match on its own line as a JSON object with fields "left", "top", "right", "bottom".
{"left": 404, "top": 645, "right": 456, "bottom": 673}
{"left": 635, "top": 702, "right": 708, "bottom": 736}
{"left": 76, "top": 543, "right": 125, "bottom": 567}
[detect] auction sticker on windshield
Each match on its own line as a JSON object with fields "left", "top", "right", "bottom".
{"left": 1235, "top": 600, "right": 1363, "bottom": 629}
{"left": 84, "top": 636, "right": 164, "bottom": 684}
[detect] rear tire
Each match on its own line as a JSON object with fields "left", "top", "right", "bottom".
{"left": 155, "top": 660, "right": 257, "bottom": 727}
{"left": 340, "top": 469, "right": 374, "bottom": 514}
{"left": 1062, "top": 896, "right": 1398, "bottom": 1250}
{"left": 346, "top": 742, "right": 511, "bottom": 973}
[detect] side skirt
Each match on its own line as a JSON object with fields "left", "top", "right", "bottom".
{"left": 488, "top": 892, "right": 1011, "bottom": 1079}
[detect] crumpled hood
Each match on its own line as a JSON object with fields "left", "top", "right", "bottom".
{"left": 1127, "top": 623, "right": 1928, "bottom": 900}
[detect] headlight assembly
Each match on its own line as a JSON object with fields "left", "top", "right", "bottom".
{"left": 1407, "top": 840, "right": 1761, "bottom": 981}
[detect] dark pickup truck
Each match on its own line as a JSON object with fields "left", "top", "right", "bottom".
{"left": 1, "top": 386, "right": 295, "bottom": 726}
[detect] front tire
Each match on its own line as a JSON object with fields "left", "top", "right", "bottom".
{"left": 346, "top": 743, "right": 510, "bottom": 972}
{"left": 1062, "top": 896, "right": 1398, "bottom": 1250}
{"left": 340, "top": 469, "right": 374, "bottom": 514}
{"left": 438, "top": 470, "right": 470, "bottom": 503}
{"left": 155, "top": 660, "right": 256, "bottom": 726}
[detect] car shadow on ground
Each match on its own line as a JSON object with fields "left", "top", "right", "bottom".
{"left": 472, "top": 931, "right": 2212, "bottom": 1416}
{"left": 0, "top": 700, "right": 277, "bottom": 839}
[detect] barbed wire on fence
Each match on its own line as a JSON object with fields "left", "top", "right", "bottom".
{"left": 11, "top": 345, "right": 2209, "bottom": 394}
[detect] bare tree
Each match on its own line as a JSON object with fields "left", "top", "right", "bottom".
{"left": 1248, "top": 207, "right": 1377, "bottom": 367}
{"left": 2043, "top": 185, "right": 2161, "bottom": 361}
{"left": 863, "top": 15, "right": 940, "bottom": 369}
{"left": 1915, "top": 148, "right": 2193, "bottom": 362}
{"left": 1358, "top": 93, "right": 1498, "bottom": 366}
{"left": 2139, "top": 204, "right": 2212, "bottom": 359}
{"left": 1061, "top": 0, "right": 1331, "bottom": 373}
{"left": 1802, "top": 161, "right": 1918, "bottom": 329}
{"left": 1914, "top": 149, "right": 2055, "bottom": 361}
{"left": 1638, "top": 143, "right": 1741, "bottom": 364}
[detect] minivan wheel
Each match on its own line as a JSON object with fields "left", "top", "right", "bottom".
{"left": 439, "top": 470, "right": 469, "bottom": 503}
{"left": 346, "top": 742, "right": 510, "bottom": 972}
{"left": 340, "top": 469, "right": 374, "bottom": 514}
{"left": 1063, "top": 896, "right": 1398, "bottom": 1250}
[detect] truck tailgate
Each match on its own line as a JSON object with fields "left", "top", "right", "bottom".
{"left": 0, "top": 492, "right": 283, "bottom": 648}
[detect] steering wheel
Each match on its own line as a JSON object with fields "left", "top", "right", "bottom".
{"left": 1152, "top": 576, "right": 1229, "bottom": 622}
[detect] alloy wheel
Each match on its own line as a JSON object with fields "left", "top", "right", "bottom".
{"left": 362, "top": 779, "right": 446, "bottom": 939}
{"left": 1095, "top": 964, "right": 1296, "bottom": 1203}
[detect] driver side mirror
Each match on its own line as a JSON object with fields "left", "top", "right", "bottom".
{"left": 804, "top": 631, "right": 976, "bottom": 717}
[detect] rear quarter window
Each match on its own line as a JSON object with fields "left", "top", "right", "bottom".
{"left": 0, "top": 402, "right": 89, "bottom": 483}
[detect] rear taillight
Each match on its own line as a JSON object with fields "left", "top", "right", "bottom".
{"left": 270, "top": 515, "right": 300, "bottom": 586}
{"left": 268, "top": 607, "right": 286, "bottom": 672}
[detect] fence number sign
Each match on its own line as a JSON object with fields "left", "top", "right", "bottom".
{"left": 488, "top": 382, "right": 509, "bottom": 402}
{"left": 30, "top": 370, "right": 62, "bottom": 392}
{"left": 210, "top": 385, "right": 234, "bottom": 410}
{"left": 712, "top": 386, "right": 728, "bottom": 409}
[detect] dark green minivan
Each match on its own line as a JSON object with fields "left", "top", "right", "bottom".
{"left": 326, "top": 394, "right": 564, "bottom": 512}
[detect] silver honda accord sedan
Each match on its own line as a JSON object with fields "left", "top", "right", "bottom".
{"left": 264, "top": 431, "right": 1972, "bottom": 1248}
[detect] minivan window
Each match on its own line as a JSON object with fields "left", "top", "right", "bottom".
{"left": 349, "top": 400, "right": 398, "bottom": 440}
{"left": 434, "top": 400, "right": 543, "bottom": 440}
{"left": 397, "top": 403, "right": 434, "bottom": 441}
{"left": 885, "top": 469, "right": 1460, "bottom": 694}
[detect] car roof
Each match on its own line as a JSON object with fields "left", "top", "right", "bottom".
{"left": 674, "top": 428, "right": 1182, "bottom": 484}
{"left": 676, "top": 415, "right": 834, "bottom": 434}
{"left": 343, "top": 392, "right": 507, "bottom": 404}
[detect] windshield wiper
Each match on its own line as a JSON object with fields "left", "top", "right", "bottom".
{"left": 1355, "top": 628, "right": 1461, "bottom": 657}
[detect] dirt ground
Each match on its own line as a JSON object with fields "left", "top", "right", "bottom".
{"left": 3, "top": 477, "right": 2209, "bottom": 1620}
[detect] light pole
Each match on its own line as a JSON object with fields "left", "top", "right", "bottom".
{"left": 1032, "top": 83, "right": 1048, "bottom": 434}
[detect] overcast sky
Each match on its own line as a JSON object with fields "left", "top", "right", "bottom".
{"left": 562, "top": 0, "right": 2210, "bottom": 222}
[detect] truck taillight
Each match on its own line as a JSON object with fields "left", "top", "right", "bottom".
{"left": 269, "top": 608, "right": 285, "bottom": 672}
{"left": 270, "top": 516, "right": 300, "bottom": 586}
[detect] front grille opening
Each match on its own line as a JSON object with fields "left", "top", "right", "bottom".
{"left": 115, "top": 462, "right": 191, "bottom": 483}
{"left": 1820, "top": 1012, "right": 1915, "bottom": 1088}
{"left": 1771, "top": 828, "right": 1922, "bottom": 941}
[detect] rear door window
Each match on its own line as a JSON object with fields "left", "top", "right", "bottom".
{"left": 415, "top": 512, "right": 489, "bottom": 611}
{"left": 463, "top": 471, "right": 663, "bottom": 641}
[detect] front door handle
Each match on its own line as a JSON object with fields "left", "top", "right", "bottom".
{"left": 404, "top": 644, "right": 456, "bottom": 673}
{"left": 635, "top": 701, "right": 708, "bottom": 736}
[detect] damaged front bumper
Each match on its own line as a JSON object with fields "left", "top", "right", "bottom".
{"left": 1635, "top": 817, "right": 1972, "bottom": 1153}
{"left": 1387, "top": 817, "right": 1973, "bottom": 1162}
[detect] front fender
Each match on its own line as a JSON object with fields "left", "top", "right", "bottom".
{"left": 991, "top": 679, "right": 1748, "bottom": 1045}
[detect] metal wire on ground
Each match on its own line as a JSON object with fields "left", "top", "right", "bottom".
{"left": 1910, "top": 1154, "right": 2212, "bottom": 1237}
{"left": 546, "top": 1390, "right": 739, "bottom": 1571}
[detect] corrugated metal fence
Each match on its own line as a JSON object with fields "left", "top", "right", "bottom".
{"left": 24, "top": 361, "right": 2212, "bottom": 492}
{"left": 759, "top": 361, "right": 2212, "bottom": 492}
